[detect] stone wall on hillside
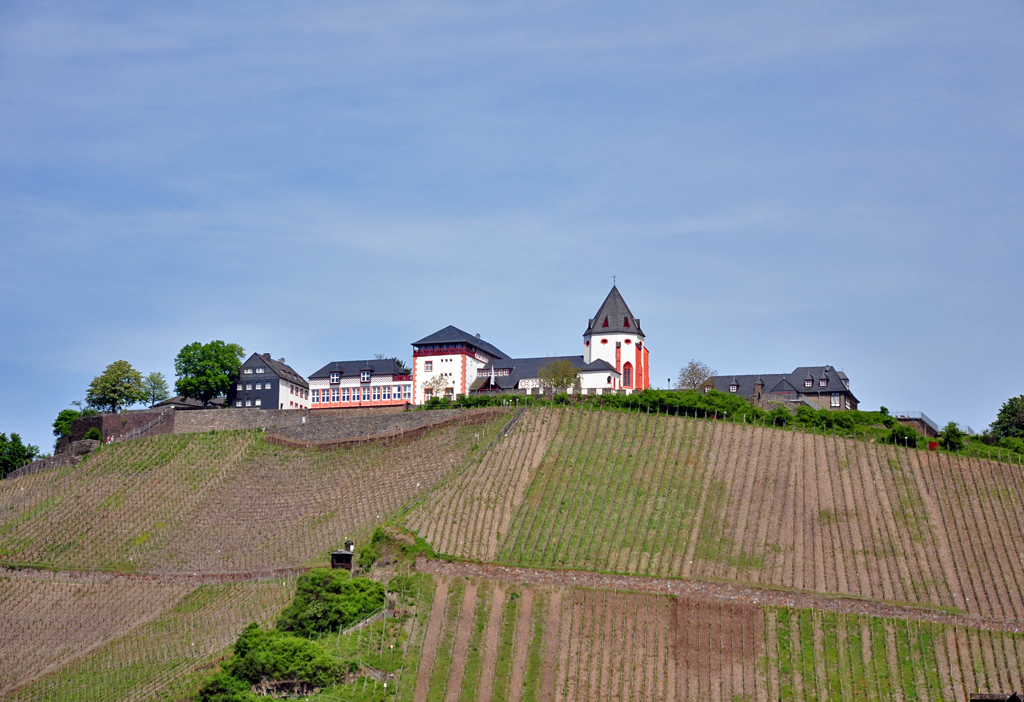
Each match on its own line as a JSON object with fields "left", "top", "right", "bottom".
{"left": 64, "top": 412, "right": 174, "bottom": 448}
{"left": 269, "top": 409, "right": 464, "bottom": 445}
{"left": 170, "top": 404, "right": 407, "bottom": 434}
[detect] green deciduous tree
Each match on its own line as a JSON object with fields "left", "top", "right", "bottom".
{"left": 142, "top": 372, "right": 171, "bottom": 406}
{"left": 86, "top": 360, "right": 146, "bottom": 413}
{"left": 991, "top": 395, "right": 1024, "bottom": 439}
{"left": 940, "top": 421, "right": 966, "bottom": 452}
{"left": 52, "top": 407, "right": 98, "bottom": 439}
{"left": 1, "top": 432, "right": 40, "bottom": 478}
{"left": 538, "top": 358, "right": 581, "bottom": 392}
{"left": 174, "top": 341, "right": 245, "bottom": 405}
{"left": 374, "top": 353, "right": 410, "bottom": 374}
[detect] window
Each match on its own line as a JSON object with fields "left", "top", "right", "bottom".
{"left": 235, "top": 400, "right": 242, "bottom": 407}
{"left": 245, "top": 399, "right": 251, "bottom": 407}
{"left": 804, "top": 379, "right": 813, "bottom": 388}
{"left": 265, "top": 381, "right": 271, "bottom": 390}
{"left": 244, "top": 368, "right": 253, "bottom": 374}
{"left": 256, "top": 367, "right": 265, "bottom": 374}
{"left": 846, "top": 398, "right": 851, "bottom": 410}
{"left": 624, "top": 317, "right": 630, "bottom": 327}
{"left": 341, "top": 388, "right": 349, "bottom": 402}
{"left": 600, "top": 338, "right": 608, "bottom": 345}
{"left": 312, "top": 389, "right": 319, "bottom": 403}
{"left": 236, "top": 383, "right": 242, "bottom": 391}
{"left": 383, "top": 386, "right": 391, "bottom": 400}
{"left": 255, "top": 382, "right": 262, "bottom": 390}
{"left": 363, "top": 387, "right": 371, "bottom": 401}
{"left": 373, "top": 386, "right": 381, "bottom": 401}
{"left": 820, "top": 378, "right": 828, "bottom": 387}
{"left": 404, "top": 385, "right": 412, "bottom": 400}
{"left": 703, "top": 386, "right": 710, "bottom": 394}
{"left": 585, "top": 340, "right": 590, "bottom": 346}
{"left": 831, "top": 393, "right": 841, "bottom": 407}
{"left": 361, "top": 371, "right": 371, "bottom": 383}
{"left": 330, "top": 372, "right": 340, "bottom": 383}
{"left": 424, "top": 361, "right": 433, "bottom": 372}
{"left": 246, "top": 383, "right": 252, "bottom": 391}
{"left": 255, "top": 398, "right": 261, "bottom": 406}
{"left": 624, "top": 339, "right": 632, "bottom": 345}
{"left": 729, "top": 384, "right": 738, "bottom": 393}
{"left": 602, "top": 317, "right": 609, "bottom": 327}
{"left": 622, "top": 363, "right": 633, "bottom": 387}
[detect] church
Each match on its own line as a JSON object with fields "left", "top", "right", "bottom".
{"left": 411, "top": 285, "right": 650, "bottom": 403}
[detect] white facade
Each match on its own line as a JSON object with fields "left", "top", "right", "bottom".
{"left": 579, "top": 368, "right": 620, "bottom": 392}
{"left": 413, "top": 353, "right": 489, "bottom": 403}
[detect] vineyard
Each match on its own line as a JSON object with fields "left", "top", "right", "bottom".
{"left": 392, "top": 572, "right": 1024, "bottom": 701}
{"left": 406, "top": 407, "right": 1024, "bottom": 621}
{"left": 0, "top": 408, "right": 508, "bottom": 574}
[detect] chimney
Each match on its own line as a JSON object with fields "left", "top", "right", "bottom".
{"left": 635, "top": 318, "right": 640, "bottom": 328}
{"left": 476, "top": 333, "right": 481, "bottom": 339}
{"left": 278, "top": 358, "right": 285, "bottom": 363}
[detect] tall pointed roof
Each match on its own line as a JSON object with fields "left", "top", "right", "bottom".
{"left": 583, "top": 285, "right": 644, "bottom": 337}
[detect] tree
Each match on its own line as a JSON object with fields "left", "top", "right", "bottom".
{"left": 422, "top": 374, "right": 448, "bottom": 400}
{"left": 374, "top": 353, "right": 411, "bottom": 375}
{"left": 882, "top": 422, "right": 919, "bottom": 448}
{"left": 86, "top": 360, "right": 146, "bottom": 413}
{"left": 940, "top": 421, "right": 965, "bottom": 452}
{"left": 142, "top": 372, "right": 171, "bottom": 406}
{"left": 52, "top": 407, "right": 98, "bottom": 439}
{"left": 174, "top": 341, "right": 245, "bottom": 405}
{"left": 1, "top": 432, "right": 40, "bottom": 478}
{"left": 538, "top": 358, "right": 581, "bottom": 393}
{"left": 675, "top": 359, "right": 716, "bottom": 390}
{"left": 991, "top": 395, "right": 1024, "bottom": 440}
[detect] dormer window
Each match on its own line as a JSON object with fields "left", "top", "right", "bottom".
{"left": 729, "top": 384, "right": 738, "bottom": 393}
{"left": 624, "top": 317, "right": 630, "bottom": 327}
{"left": 602, "top": 317, "right": 609, "bottom": 327}
{"left": 804, "top": 378, "right": 813, "bottom": 388}
{"left": 361, "top": 371, "right": 371, "bottom": 383}
{"left": 330, "top": 372, "right": 340, "bottom": 384}
{"left": 819, "top": 378, "right": 828, "bottom": 387}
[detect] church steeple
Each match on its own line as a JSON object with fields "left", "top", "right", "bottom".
{"left": 583, "top": 285, "right": 644, "bottom": 337}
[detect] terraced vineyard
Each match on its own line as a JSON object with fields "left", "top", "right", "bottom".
{"left": 406, "top": 407, "right": 1024, "bottom": 620}
{"left": 403, "top": 573, "right": 1024, "bottom": 701}
{"left": 0, "top": 408, "right": 507, "bottom": 574}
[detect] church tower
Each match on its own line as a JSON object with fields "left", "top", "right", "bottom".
{"left": 583, "top": 285, "right": 649, "bottom": 392}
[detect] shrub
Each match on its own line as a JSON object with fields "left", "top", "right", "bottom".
{"left": 196, "top": 671, "right": 258, "bottom": 702}
{"left": 226, "top": 624, "right": 353, "bottom": 688}
{"left": 83, "top": 427, "right": 103, "bottom": 441}
{"left": 882, "top": 422, "right": 919, "bottom": 448}
{"left": 357, "top": 543, "right": 378, "bottom": 569}
{"left": 767, "top": 406, "right": 792, "bottom": 426}
{"left": 940, "top": 422, "right": 965, "bottom": 452}
{"left": 276, "top": 569, "right": 385, "bottom": 636}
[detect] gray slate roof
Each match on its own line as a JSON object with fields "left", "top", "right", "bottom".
{"left": 412, "top": 325, "right": 509, "bottom": 360}
{"left": 584, "top": 285, "right": 644, "bottom": 337}
{"left": 580, "top": 359, "right": 618, "bottom": 374}
{"left": 309, "top": 358, "right": 410, "bottom": 379}
{"left": 244, "top": 353, "right": 309, "bottom": 388}
{"left": 475, "top": 355, "right": 585, "bottom": 390}
{"left": 706, "top": 365, "right": 857, "bottom": 403}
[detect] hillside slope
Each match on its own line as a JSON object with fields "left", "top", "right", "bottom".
{"left": 405, "top": 407, "right": 1024, "bottom": 621}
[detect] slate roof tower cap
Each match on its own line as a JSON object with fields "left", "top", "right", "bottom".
{"left": 584, "top": 285, "right": 644, "bottom": 337}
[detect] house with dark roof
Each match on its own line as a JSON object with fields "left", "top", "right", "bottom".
{"left": 308, "top": 358, "right": 412, "bottom": 408}
{"left": 228, "top": 353, "right": 310, "bottom": 410}
{"left": 701, "top": 366, "right": 858, "bottom": 411}
{"left": 411, "top": 326, "right": 509, "bottom": 403}
{"left": 471, "top": 355, "right": 622, "bottom": 395}
{"left": 582, "top": 285, "right": 649, "bottom": 392}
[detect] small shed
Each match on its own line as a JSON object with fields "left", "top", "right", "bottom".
{"left": 971, "top": 694, "right": 1024, "bottom": 702}
{"left": 331, "top": 540, "right": 355, "bottom": 570}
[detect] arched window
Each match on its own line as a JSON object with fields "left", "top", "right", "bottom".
{"left": 623, "top": 362, "right": 633, "bottom": 387}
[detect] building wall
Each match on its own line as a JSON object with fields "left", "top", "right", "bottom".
{"left": 584, "top": 331, "right": 648, "bottom": 393}
{"left": 413, "top": 352, "right": 487, "bottom": 404}
{"left": 309, "top": 374, "right": 412, "bottom": 408}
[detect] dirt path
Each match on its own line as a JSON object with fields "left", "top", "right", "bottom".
{"left": 0, "top": 565, "right": 309, "bottom": 585}
{"left": 418, "top": 559, "right": 1024, "bottom": 633}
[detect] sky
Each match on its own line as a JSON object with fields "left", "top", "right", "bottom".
{"left": 1, "top": 1, "right": 1022, "bottom": 452}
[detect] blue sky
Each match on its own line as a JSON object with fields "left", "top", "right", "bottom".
{"left": 2, "top": 2, "right": 1022, "bottom": 451}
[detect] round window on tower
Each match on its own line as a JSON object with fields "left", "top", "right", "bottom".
{"left": 600, "top": 339, "right": 608, "bottom": 345}
{"left": 624, "top": 339, "right": 632, "bottom": 344}
{"left": 585, "top": 340, "right": 590, "bottom": 347}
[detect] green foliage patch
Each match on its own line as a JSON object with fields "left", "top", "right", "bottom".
{"left": 276, "top": 568, "right": 385, "bottom": 637}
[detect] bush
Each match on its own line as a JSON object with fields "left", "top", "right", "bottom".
{"left": 197, "top": 671, "right": 258, "bottom": 702}
{"left": 225, "top": 624, "right": 353, "bottom": 688}
{"left": 882, "top": 422, "right": 919, "bottom": 448}
{"left": 276, "top": 569, "right": 385, "bottom": 636}
{"left": 83, "top": 427, "right": 103, "bottom": 441}
{"left": 940, "top": 422, "right": 965, "bottom": 452}
{"left": 357, "top": 543, "right": 378, "bottom": 569}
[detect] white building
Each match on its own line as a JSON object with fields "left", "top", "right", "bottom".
{"left": 582, "top": 285, "right": 649, "bottom": 392}
{"left": 308, "top": 359, "right": 412, "bottom": 408}
{"left": 410, "top": 326, "right": 509, "bottom": 404}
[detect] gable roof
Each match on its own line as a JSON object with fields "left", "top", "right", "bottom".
{"left": 580, "top": 359, "right": 619, "bottom": 374}
{"left": 309, "top": 358, "right": 410, "bottom": 379}
{"left": 705, "top": 366, "right": 857, "bottom": 403}
{"left": 584, "top": 285, "right": 644, "bottom": 337}
{"left": 244, "top": 353, "right": 309, "bottom": 388}
{"left": 412, "top": 325, "right": 509, "bottom": 360}
{"left": 475, "top": 355, "right": 585, "bottom": 390}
